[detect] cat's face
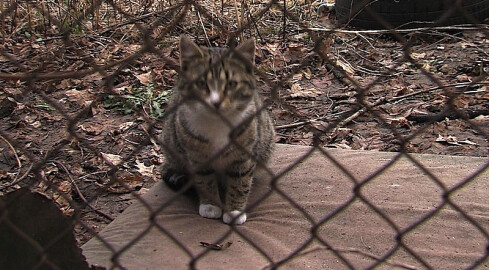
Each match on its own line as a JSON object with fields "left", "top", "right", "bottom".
{"left": 178, "top": 36, "right": 256, "bottom": 116}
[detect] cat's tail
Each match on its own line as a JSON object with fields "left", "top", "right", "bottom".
{"left": 161, "top": 163, "right": 197, "bottom": 197}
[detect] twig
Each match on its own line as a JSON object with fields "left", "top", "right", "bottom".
{"left": 197, "top": 9, "right": 210, "bottom": 47}
{"left": 275, "top": 97, "right": 383, "bottom": 131}
{"left": 277, "top": 81, "right": 488, "bottom": 130}
{"left": 243, "top": 1, "right": 264, "bottom": 43}
{"left": 275, "top": 112, "right": 344, "bottom": 130}
{"left": 276, "top": 119, "right": 318, "bottom": 130}
{"left": 99, "top": 11, "right": 157, "bottom": 35}
{"left": 407, "top": 109, "right": 489, "bottom": 123}
{"left": 0, "top": 48, "right": 172, "bottom": 80}
{"left": 282, "top": 0, "right": 286, "bottom": 41}
{"left": 0, "top": 164, "right": 33, "bottom": 191}
{"left": 277, "top": 98, "right": 382, "bottom": 132}
{"left": 308, "top": 24, "right": 488, "bottom": 34}
{"left": 36, "top": 4, "right": 184, "bottom": 43}
{"left": 335, "top": 106, "right": 367, "bottom": 129}
{"left": 0, "top": 133, "right": 21, "bottom": 179}
{"left": 333, "top": 97, "right": 384, "bottom": 132}
{"left": 52, "top": 161, "right": 114, "bottom": 221}
{"left": 0, "top": 134, "right": 33, "bottom": 190}
{"left": 141, "top": 124, "right": 160, "bottom": 151}
{"left": 391, "top": 82, "right": 489, "bottom": 104}
{"left": 233, "top": 0, "right": 243, "bottom": 41}
{"left": 78, "top": 170, "right": 109, "bottom": 181}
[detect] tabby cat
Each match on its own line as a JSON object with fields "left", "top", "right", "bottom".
{"left": 161, "top": 36, "right": 275, "bottom": 225}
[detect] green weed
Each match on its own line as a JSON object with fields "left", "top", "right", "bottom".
{"left": 103, "top": 84, "right": 171, "bottom": 118}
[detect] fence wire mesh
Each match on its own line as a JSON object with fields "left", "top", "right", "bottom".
{"left": 0, "top": 0, "right": 489, "bottom": 269}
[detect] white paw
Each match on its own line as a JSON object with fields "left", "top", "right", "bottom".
{"left": 223, "top": 210, "right": 247, "bottom": 225}
{"left": 199, "top": 204, "right": 222, "bottom": 219}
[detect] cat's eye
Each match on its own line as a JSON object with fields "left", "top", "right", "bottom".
{"left": 194, "top": 79, "right": 207, "bottom": 88}
{"left": 227, "top": 80, "right": 238, "bottom": 88}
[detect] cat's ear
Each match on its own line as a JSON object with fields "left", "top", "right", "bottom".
{"left": 179, "top": 36, "right": 204, "bottom": 67}
{"left": 234, "top": 39, "right": 255, "bottom": 64}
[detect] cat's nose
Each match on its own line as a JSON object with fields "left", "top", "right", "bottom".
{"left": 209, "top": 91, "right": 221, "bottom": 109}
{"left": 212, "top": 100, "right": 222, "bottom": 109}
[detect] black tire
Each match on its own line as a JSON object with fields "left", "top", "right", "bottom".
{"left": 335, "top": 0, "right": 489, "bottom": 29}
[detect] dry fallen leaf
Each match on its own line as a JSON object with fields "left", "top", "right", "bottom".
{"left": 135, "top": 187, "right": 150, "bottom": 195}
{"left": 453, "top": 95, "right": 470, "bottom": 109}
{"left": 330, "top": 141, "right": 351, "bottom": 149}
{"left": 458, "top": 139, "right": 478, "bottom": 146}
{"left": 289, "top": 84, "right": 322, "bottom": 98}
{"left": 410, "top": 52, "right": 426, "bottom": 59}
{"left": 456, "top": 74, "right": 471, "bottom": 82}
{"left": 290, "top": 83, "right": 302, "bottom": 92}
{"left": 311, "top": 120, "right": 328, "bottom": 132}
{"left": 119, "top": 121, "right": 137, "bottom": 133}
{"left": 292, "top": 73, "right": 303, "bottom": 81}
{"left": 53, "top": 181, "right": 74, "bottom": 216}
{"left": 435, "top": 135, "right": 478, "bottom": 146}
{"left": 107, "top": 171, "right": 143, "bottom": 194}
{"left": 302, "top": 68, "right": 312, "bottom": 80}
{"left": 335, "top": 59, "right": 355, "bottom": 75}
{"left": 135, "top": 160, "right": 155, "bottom": 178}
{"left": 101, "top": 152, "right": 123, "bottom": 166}
{"left": 31, "top": 120, "right": 42, "bottom": 129}
{"left": 200, "top": 241, "right": 232, "bottom": 250}
{"left": 473, "top": 115, "right": 489, "bottom": 122}
{"left": 385, "top": 117, "right": 412, "bottom": 128}
{"left": 79, "top": 123, "right": 105, "bottom": 136}
{"left": 135, "top": 71, "right": 154, "bottom": 85}
{"left": 436, "top": 134, "right": 457, "bottom": 145}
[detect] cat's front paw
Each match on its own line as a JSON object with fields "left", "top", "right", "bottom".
{"left": 223, "top": 210, "right": 247, "bottom": 225}
{"left": 199, "top": 204, "right": 222, "bottom": 219}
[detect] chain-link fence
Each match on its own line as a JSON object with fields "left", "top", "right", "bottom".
{"left": 1, "top": 0, "right": 488, "bottom": 269}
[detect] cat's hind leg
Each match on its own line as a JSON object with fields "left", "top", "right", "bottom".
{"left": 199, "top": 204, "right": 222, "bottom": 219}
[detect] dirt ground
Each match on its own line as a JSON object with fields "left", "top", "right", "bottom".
{"left": 0, "top": 4, "right": 488, "bottom": 247}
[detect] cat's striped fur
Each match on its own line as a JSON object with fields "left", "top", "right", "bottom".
{"left": 161, "top": 36, "right": 275, "bottom": 225}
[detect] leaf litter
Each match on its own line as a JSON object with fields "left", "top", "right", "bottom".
{"left": 0, "top": 1, "right": 488, "bottom": 249}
